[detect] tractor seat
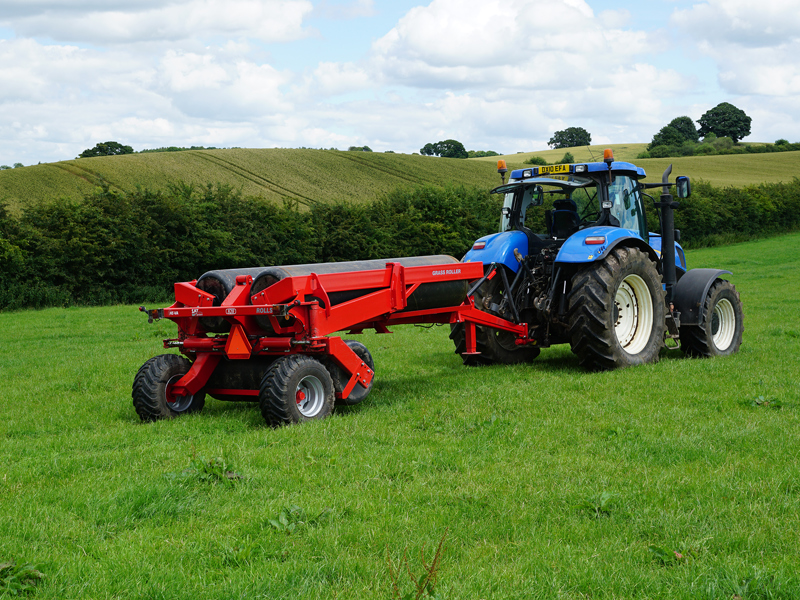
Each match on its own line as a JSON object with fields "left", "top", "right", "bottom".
{"left": 551, "top": 199, "right": 580, "bottom": 239}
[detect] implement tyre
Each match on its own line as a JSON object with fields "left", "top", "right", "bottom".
{"left": 260, "top": 355, "right": 335, "bottom": 426}
{"left": 326, "top": 340, "right": 375, "bottom": 406}
{"left": 568, "top": 247, "right": 666, "bottom": 370}
{"left": 680, "top": 280, "right": 743, "bottom": 357}
{"left": 450, "top": 268, "right": 540, "bottom": 366}
{"left": 132, "top": 354, "right": 206, "bottom": 421}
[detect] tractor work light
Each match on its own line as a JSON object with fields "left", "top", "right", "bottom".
{"left": 522, "top": 169, "right": 533, "bottom": 178}
{"left": 574, "top": 165, "right": 587, "bottom": 173}
{"left": 585, "top": 236, "right": 606, "bottom": 245}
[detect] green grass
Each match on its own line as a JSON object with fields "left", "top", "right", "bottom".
{"left": 4, "top": 146, "right": 800, "bottom": 212}
{"left": 1, "top": 233, "right": 799, "bottom": 599}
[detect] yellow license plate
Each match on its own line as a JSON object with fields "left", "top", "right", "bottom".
{"left": 538, "top": 164, "right": 571, "bottom": 175}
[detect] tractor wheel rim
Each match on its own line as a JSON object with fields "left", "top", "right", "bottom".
{"left": 711, "top": 298, "right": 736, "bottom": 351}
{"left": 295, "top": 375, "right": 325, "bottom": 417}
{"left": 166, "top": 374, "right": 195, "bottom": 412}
{"left": 614, "top": 274, "right": 653, "bottom": 355}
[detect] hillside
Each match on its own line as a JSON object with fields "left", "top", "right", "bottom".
{"left": 0, "top": 149, "right": 498, "bottom": 211}
{"left": 484, "top": 144, "right": 800, "bottom": 188}
{"left": 3, "top": 145, "right": 799, "bottom": 211}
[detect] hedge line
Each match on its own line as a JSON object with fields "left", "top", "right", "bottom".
{"left": 0, "top": 183, "right": 498, "bottom": 310}
{"left": 1, "top": 178, "right": 799, "bottom": 310}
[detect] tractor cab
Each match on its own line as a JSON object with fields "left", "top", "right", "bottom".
{"left": 491, "top": 152, "right": 650, "bottom": 246}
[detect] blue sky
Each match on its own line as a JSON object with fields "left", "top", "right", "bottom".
{"left": 1, "top": 0, "right": 798, "bottom": 166}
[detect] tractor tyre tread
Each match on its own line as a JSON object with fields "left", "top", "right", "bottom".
{"left": 680, "top": 280, "right": 743, "bottom": 357}
{"left": 567, "top": 247, "right": 666, "bottom": 371}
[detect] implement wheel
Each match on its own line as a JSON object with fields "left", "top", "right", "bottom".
{"left": 132, "top": 354, "right": 206, "bottom": 421}
{"left": 568, "top": 247, "right": 666, "bottom": 370}
{"left": 450, "top": 267, "right": 540, "bottom": 366}
{"left": 325, "top": 340, "right": 375, "bottom": 406}
{"left": 259, "top": 355, "right": 335, "bottom": 426}
{"left": 680, "top": 280, "right": 743, "bottom": 357}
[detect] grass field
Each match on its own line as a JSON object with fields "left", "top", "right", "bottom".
{"left": 478, "top": 145, "right": 800, "bottom": 189}
{"left": 0, "top": 149, "right": 496, "bottom": 211}
{"left": 3, "top": 146, "right": 800, "bottom": 212}
{"left": 1, "top": 233, "right": 798, "bottom": 599}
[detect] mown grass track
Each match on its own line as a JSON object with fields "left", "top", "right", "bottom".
{"left": 0, "top": 233, "right": 798, "bottom": 599}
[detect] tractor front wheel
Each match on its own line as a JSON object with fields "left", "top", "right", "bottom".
{"left": 568, "top": 247, "right": 666, "bottom": 370}
{"left": 680, "top": 280, "right": 743, "bottom": 357}
{"left": 132, "top": 354, "right": 206, "bottom": 421}
{"left": 450, "top": 267, "right": 540, "bottom": 366}
{"left": 259, "top": 355, "right": 335, "bottom": 426}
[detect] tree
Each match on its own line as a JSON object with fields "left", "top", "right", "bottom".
{"left": 347, "top": 146, "right": 372, "bottom": 152}
{"left": 648, "top": 125, "right": 686, "bottom": 150}
{"left": 419, "top": 139, "right": 468, "bottom": 159}
{"left": 13, "top": 163, "right": 24, "bottom": 169}
{"left": 667, "top": 116, "right": 699, "bottom": 143}
{"left": 78, "top": 141, "right": 134, "bottom": 158}
{"left": 548, "top": 127, "right": 591, "bottom": 149}
{"left": 0, "top": 165, "right": 10, "bottom": 170}
{"left": 697, "top": 103, "right": 752, "bottom": 144}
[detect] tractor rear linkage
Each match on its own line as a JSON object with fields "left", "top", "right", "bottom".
{"left": 140, "top": 260, "right": 525, "bottom": 413}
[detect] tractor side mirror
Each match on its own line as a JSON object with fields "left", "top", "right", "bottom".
{"left": 533, "top": 185, "right": 544, "bottom": 206}
{"left": 676, "top": 176, "right": 691, "bottom": 199}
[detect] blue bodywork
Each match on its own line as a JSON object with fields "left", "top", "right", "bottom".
{"left": 464, "top": 227, "right": 686, "bottom": 274}
{"left": 464, "top": 231, "right": 528, "bottom": 272}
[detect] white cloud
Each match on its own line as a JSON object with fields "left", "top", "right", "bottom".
{"left": 371, "top": 0, "right": 656, "bottom": 89}
{"left": 671, "top": 0, "right": 800, "bottom": 96}
{"left": 0, "top": 0, "right": 314, "bottom": 44}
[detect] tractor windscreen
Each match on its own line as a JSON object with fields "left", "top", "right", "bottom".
{"left": 493, "top": 177, "right": 596, "bottom": 234}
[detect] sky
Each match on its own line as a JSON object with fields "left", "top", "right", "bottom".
{"left": 1, "top": 0, "right": 799, "bottom": 166}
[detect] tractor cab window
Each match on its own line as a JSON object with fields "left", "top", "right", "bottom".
{"left": 499, "top": 184, "right": 543, "bottom": 232}
{"left": 609, "top": 176, "right": 647, "bottom": 239}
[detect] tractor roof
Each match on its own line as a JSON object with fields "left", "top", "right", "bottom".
{"left": 509, "top": 160, "right": 646, "bottom": 182}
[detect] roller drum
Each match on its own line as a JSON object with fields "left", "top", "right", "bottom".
{"left": 250, "top": 255, "right": 468, "bottom": 330}
{"left": 196, "top": 266, "right": 271, "bottom": 332}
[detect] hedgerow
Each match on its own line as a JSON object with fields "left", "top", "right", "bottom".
{"left": 1, "top": 178, "right": 799, "bottom": 310}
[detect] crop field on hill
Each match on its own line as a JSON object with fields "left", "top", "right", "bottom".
{"left": 3, "top": 146, "right": 799, "bottom": 212}
{"left": 0, "top": 149, "right": 496, "bottom": 211}
{"left": 1, "top": 233, "right": 798, "bottom": 599}
{"left": 486, "top": 145, "right": 800, "bottom": 188}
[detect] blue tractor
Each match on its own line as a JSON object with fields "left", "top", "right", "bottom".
{"left": 450, "top": 150, "right": 744, "bottom": 369}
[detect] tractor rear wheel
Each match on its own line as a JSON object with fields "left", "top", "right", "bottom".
{"left": 568, "top": 247, "right": 666, "bottom": 370}
{"left": 325, "top": 340, "right": 375, "bottom": 406}
{"left": 259, "top": 355, "right": 335, "bottom": 426}
{"left": 450, "top": 267, "right": 540, "bottom": 366}
{"left": 680, "top": 280, "right": 743, "bottom": 357}
{"left": 132, "top": 354, "right": 206, "bottom": 421}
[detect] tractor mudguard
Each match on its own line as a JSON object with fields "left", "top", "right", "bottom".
{"left": 672, "top": 268, "right": 732, "bottom": 326}
{"left": 462, "top": 230, "right": 527, "bottom": 274}
{"left": 648, "top": 234, "right": 687, "bottom": 272}
{"left": 554, "top": 226, "right": 658, "bottom": 266}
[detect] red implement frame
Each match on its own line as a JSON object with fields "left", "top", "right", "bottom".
{"left": 144, "top": 261, "right": 531, "bottom": 403}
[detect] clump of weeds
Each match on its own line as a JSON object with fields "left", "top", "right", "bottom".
{"left": 166, "top": 453, "right": 243, "bottom": 486}
{"left": 0, "top": 560, "right": 44, "bottom": 596}
{"left": 268, "top": 505, "right": 333, "bottom": 534}
{"left": 387, "top": 530, "right": 448, "bottom": 600}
